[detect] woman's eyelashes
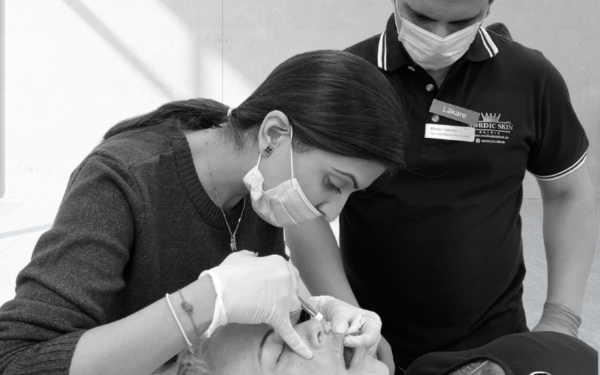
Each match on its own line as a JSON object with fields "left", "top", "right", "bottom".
{"left": 326, "top": 177, "right": 342, "bottom": 194}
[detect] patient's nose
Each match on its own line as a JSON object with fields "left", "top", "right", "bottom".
{"left": 296, "top": 318, "right": 326, "bottom": 349}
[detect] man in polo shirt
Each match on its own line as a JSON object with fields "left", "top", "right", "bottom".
{"left": 286, "top": 0, "right": 596, "bottom": 373}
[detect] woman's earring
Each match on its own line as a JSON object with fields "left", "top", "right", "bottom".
{"left": 264, "top": 145, "right": 273, "bottom": 156}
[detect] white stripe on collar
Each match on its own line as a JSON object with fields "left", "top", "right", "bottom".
{"left": 478, "top": 29, "right": 493, "bottom": 57}
{"left": 479, "top": 27, "right": 499, "bottom": 57}
{"left": 377, "top": 31, "right": 387, "bottom": 70}
{"left": 378, "top": 27, "right": 498, "bottom": 71}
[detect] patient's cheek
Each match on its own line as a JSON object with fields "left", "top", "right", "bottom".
{"left": 205, "top": 325, "right": 262, "bottom": 375}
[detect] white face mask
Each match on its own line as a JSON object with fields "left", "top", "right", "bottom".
{"left": 242, "top": 129, "right": 322, "bottom": 227}
{"left": 394, "top": 4, "right": 485, "bottom": 70}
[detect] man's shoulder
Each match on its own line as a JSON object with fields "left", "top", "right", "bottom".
{"left": 344, "top": 33, "right": 382, "bottom": 66}
{"left": 488, "top": 32, "right": 548, "bottom": 69}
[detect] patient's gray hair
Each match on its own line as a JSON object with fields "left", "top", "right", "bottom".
{"left": 177, "top": 335, "right": 213, "bottom": 375}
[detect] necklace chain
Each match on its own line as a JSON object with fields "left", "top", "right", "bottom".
{"left": 205, "top": 129, "right": 246, "bottom": 252}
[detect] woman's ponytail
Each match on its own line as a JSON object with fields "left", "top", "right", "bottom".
{"left": 103, "top": 98, "right": 229, "bottom": 140}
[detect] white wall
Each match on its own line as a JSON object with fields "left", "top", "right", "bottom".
{"left": 1, "top": 0, "right": 599, "bottom": 198}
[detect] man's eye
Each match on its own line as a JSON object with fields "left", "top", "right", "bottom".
{"left": 409, "top": 11, "right": 432, "bottom": 23}
{"left": 452, "top": 20, "right": 474, "bottom": 27}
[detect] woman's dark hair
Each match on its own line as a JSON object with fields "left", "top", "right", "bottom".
{"left": 104, "top": 50, "right": 407, "bottom": 169}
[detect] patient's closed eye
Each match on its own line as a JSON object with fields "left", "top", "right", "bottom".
{"left": 277, "top": 341, "right": 287, "bottom": 363}
{"left": 259, "top": 329, "right": 291, "bottom": 369}
{"left": 273, "top": 331, "right": 298, "bottom": 367}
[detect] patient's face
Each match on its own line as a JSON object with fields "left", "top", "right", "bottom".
{"left": 206, "top": 319, "right": 388, "bottom": 375}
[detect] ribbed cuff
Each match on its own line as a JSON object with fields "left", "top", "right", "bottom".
{"left": 1, "top": 330, "right": 85, "bottom": 375}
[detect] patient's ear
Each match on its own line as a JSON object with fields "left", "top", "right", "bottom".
{"left": 175, "top": 334, "right": 213, "bottom": 375}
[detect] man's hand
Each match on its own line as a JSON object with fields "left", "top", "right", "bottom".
{"left": 531, "top": 301, "right": 581, "bottom": 337}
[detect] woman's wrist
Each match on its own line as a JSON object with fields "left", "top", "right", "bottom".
{"left": 177, "top": 276, "right": 216, "bottom": 342}
{"left": 70, "top": 279, "right": 216, "bottom": 375}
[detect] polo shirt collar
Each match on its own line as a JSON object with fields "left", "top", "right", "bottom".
{"left": 378, "top": 14, "right": 499, "bottom": 72}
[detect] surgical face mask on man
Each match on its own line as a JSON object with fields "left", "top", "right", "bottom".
{"left": 243, "top": 127, "right": 322, "bottom": 227}
{"left": 393, "top": 1, "right": 486, "bottom": 71}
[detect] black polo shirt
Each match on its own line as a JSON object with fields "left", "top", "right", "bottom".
{"left": 341, "top": 15, "right": 589, "bottom": 370}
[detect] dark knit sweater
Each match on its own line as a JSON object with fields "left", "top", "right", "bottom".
{"left": 0, "top": 126, "right": 285, "bottom": 374}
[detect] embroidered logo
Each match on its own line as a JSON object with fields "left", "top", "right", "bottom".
{"left": 481, "top": 113, "right": 501, "bottom": 122}
{"left": 471, "top": 112, "right": 514, "bottom": 144}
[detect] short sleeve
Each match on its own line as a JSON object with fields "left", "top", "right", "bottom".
{"left": 0, "top": 153, "right": 143, "bottom": 374}
{"left": 527, "top": 57, "right": 589, "bottom": 181}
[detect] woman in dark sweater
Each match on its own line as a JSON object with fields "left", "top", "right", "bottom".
{"left": 0, "top": 50, "right": 407, "bottom": 375}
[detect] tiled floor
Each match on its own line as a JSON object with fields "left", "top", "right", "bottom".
{"left": 0, "top": 196, "right": 598, "bottom": 351}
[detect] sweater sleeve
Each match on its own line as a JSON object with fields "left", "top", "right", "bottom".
{"left": 0, "top": 152, "right": 144, "bottom": 374}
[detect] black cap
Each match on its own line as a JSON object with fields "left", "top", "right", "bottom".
{"left": 405, "top": 332, "right": 598, "bottom": 375}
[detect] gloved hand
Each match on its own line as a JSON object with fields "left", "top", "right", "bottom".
{"left": 309, "top": 295, "right": 382, "bottom": 356}
{"left": 199, "top": 250, "right": 313, "bottom": 359}
{"left": 532, "top": 301, "right": 581, "bottom": 337}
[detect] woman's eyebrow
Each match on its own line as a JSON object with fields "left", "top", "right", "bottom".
{"left": 258, "top": 328, "right": 275, "bottom": 366}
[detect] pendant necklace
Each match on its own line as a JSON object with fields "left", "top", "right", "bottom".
{"left": 205, "top": 129, "right": 245, "bottom": 251}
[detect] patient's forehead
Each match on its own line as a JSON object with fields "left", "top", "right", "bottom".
{"left": 207, "top": 323, "right": 270, "bottom": 374}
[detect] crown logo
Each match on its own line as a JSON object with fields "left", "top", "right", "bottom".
{"left": 481, "top": 113, "right": 501, "bottom": 122}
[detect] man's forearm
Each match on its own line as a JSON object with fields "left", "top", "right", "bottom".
{"left": 539, "top": 165, "right": 597, "bottom": 317}
{"left": 542, "top": 190, "right": 596, "bottom": 316}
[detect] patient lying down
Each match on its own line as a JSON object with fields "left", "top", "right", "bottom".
{"left": 175, "top": 318, "right": 598, "bottom": 375}
{"left": 177, "top": 318, "right": 387, "bottom": 375}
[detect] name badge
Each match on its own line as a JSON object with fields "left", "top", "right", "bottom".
{"left": 425, "top": 124, "right": 475, "bottom": 143}
{"left": 430, "top": 99, "right": 479, "bottom": 126}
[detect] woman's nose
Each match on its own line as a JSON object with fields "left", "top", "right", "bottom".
{"left": 317, "top": 194, "right": 349, "bottom": 222}
{"left": 296, "top": 318, "right": 326, "bottom": 349}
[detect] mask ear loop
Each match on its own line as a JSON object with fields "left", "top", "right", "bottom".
{"left": 289, "top": 125, "right": 295, "bottom": 179}
{"left": 287, "top": 127, "right": 321, "bottom": 217}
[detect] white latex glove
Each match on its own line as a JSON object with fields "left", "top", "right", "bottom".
{"left": 309, "top": 295, "right": 382, "bottom": 356}
{"left": 199, "top": 250, "right": 312, "bottom": 359}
